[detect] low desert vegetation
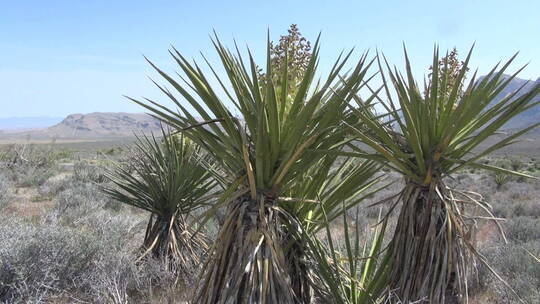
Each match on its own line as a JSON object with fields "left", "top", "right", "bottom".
{"left": 1, "top": 26, "right": 540, "bottom": 303}
{"left": 0, "top": 146, "right": 539, "bottom": 303}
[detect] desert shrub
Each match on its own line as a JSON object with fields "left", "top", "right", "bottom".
{"left": 37, "top": 174, "right": 73, "bottom": 198}
{"left": 46, "top": 180, "right": 123, "bottom": 227}
{"left": 75, "top": 209, "right": 145, "bottom": 249}
{"left": 494, "top": 201, "right": 540, "bottom": 219}
{"left": 492, "top": 204, "right": 511, "bottom": 219}
{"left": 30, "top": 194, "right": 49, "bottom": 202}
{"left": 0, "top": 144, "right": 59, "bottom": 187}
{"left": 48, "top": 182, "right": 104, "bottom": 225}
{"left": 492, "top": 158, "right": 512, "bottom": 170}
{"left": 504, "top": 217, "right": 540, "bottom": 243}
{"left": 474, "top": 241, "right": 540, "bottom": 303}
{"left": 0, "top": 206, "right": 176, "bottom": 303}
{"left": 0, "top": 174, "right": 11, "bottom": 210}
{"left": 0, "top": 221, "right": 102, "bottom": 302}
{"left": 99, "top": 146, "right": 124, "bottom": 157}
{"left": 512, "top": 202, "right": 540, "bottom": 218}
{"left": 0, "top": 144, "right": 55, "bottom": 169}
{"left": 38, "top": 174, "right": 121, "bottom": 213}
{"left": 509, "top": 157, "right": 524, "bottom": 171}
{"left": 53, "top": 149, "right": 74, "bottom": 160}
{"left": 490, "top": 180, "right": 539, "bottom": 218}
{"left": 73, "top": 160, "right": 106, "bottom": 183}
{"left": 87, "top": 253, "right": 179, "bottom": 304}
{"left": 534, "top": 160, "right": 540, "bottom": 171}
{"left": 11, "top": 165, "right": 55, "bottom": 188}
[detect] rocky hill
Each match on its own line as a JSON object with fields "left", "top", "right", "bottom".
{"left": 45, "top": 112, "right": 163, "bottom": 138}
{"left": 0, "top": 112, "right": 164, "bottom": 142}
{"left": 478, "top": 74, "right": 540, "bottom": 130}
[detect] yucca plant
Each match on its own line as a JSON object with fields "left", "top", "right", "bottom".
{"left": 280, "top": 156, "right": 385, "bottom": 302}
{"left": 293, "top": 156, "right": 389, "bottom": 304}
{"left": 493, "top": 171, "right": 510, "bottom": 190}
{"left": 348, "top": 47, "right": 540, "bottom": 303}
{"left": 129, "top": 33, "right": 375, "bottom": 303}
{"left": 103, "top": 130, "right": 216, "bottom": 278}
{"left": 306, "top": 207, "right": 389, "bottom": 304}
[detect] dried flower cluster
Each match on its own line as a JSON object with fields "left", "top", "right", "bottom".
{"left": 427, "top": 47, "right": 470, "bottom": 99}
{"left": 270, "top": 24, "right": 312, "bottom": 81}
{"left": 259, "top": 24, "right": 312, "bottom": 93}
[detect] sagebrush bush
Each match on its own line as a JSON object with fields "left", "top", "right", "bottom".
{"left": 87, "top": 252, "right": 180, "bottom": 303}
{"left": 504, "top": 216, "right": 540, "bottom": 243}
{"left": 45, "top": 180, "right": 124, "bottom": 227}
{"left": 10, "top": 166, "right": 55, "bottom": 188}
{"left": 0, "top": 202, "right": 179, "bottom": 303}
{"left": 0, "top": 174, "right": 11, "bottom": 210}
{"left": 0, "top": 144, "right": 59, "bottom": 188}
{"left": 37, "top": 174, "right": 73, "bottom": 198}
{"left": 73, "top": 160, "right": 106, "bottom": 183}
{"left": 474, "top": 240, "right": 540, "bottom": 303}
{"left": 0, "top": 220, "right": 102, "bottom": 302}
{"left": 511, "top": 202, "right": 540, "bottom": 218}
{"left": 490, "top": 180, "right": 540, "bottom": 219}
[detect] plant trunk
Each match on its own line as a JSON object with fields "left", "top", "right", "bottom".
{"left": 287, "top": 237, "right": 311, "bottom": 304}
{"left": 196, "top": 193, "right": 301, "bottom": 304}
{"left": 142, "top": 213, "right": 207, "bottom": 278}
{"left": 385, "top": 181, "right": 473, "bottom": 303}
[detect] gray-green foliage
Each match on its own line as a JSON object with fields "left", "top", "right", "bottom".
{"left": 74, "top": 160, "right": 107, "bottom": 183}
{"left": 476, "top": 241, "right": 540, "bottom": 303}
{"left": 0, "top": 216, "right": 175, "bottom": 303}
{"left": 0, "top": 174, "right": 11, "bottom": 210}
{"left": 0, "top": 144, "right": 58, "bottom": 187}
{"left": 0, "top": 171, "right": 174, "bottom": 303}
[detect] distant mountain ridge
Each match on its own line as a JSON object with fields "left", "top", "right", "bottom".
{"left": 0, "top": 112, "right": 164, "bottom": 141}
{"left": 46, "top": 112, "right": 163, "bottom": 138}
{"left": 478, "top": 74, "right": 540, "bottom": 130}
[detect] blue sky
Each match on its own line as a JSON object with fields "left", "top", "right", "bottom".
{"left": 1, "top": 0, "right": 539, "bottom": 118}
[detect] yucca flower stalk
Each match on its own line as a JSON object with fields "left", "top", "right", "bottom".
{"left": 348, "top": 47, "right": 540, "bottom": 303}
{"left": 129, "top": 33, "right": 374, "bottom": 303}
{"left": 103, "top": 130, "right": 216, "bottom": 278}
